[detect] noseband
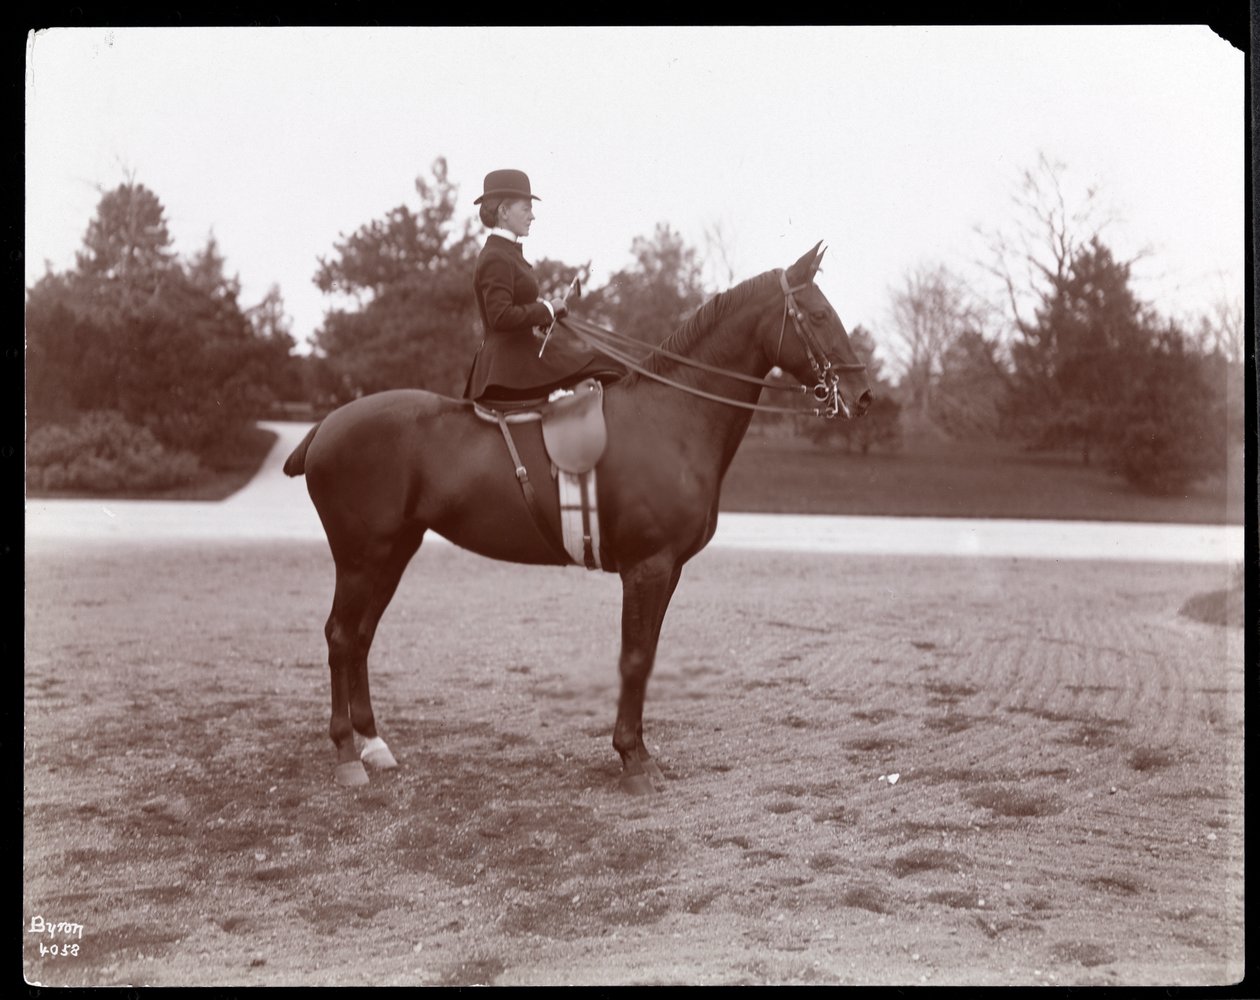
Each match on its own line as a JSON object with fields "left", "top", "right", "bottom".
{"left": 775, "top": 270, "right": 867, "bottom": 419}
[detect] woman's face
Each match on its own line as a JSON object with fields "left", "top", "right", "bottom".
{"left": 499, "top": 198, "right": 534, "bottom": 238}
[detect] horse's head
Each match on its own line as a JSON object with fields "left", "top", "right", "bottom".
{"left": 764, "top": 242, "right": 872, "bottom": 419}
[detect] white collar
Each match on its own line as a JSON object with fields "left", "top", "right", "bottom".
{"left": 488, "top": 227, "right": 520, "bottom": 243}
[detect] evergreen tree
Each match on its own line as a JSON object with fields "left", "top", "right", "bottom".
{"left": 582, "top": 223, "right": 707, "bottom": 345}
{"left": 1006, "top": 238, "right": 1147, "bottom": 465}
{"left": 27, "top": 181, "right": 293, "bottom": 465}
{"left": 312, "top": 157, "right": 482, "bottom": 398}
{"left": 1104, "top": 322, "right": 1230, "bottom": 495}
{"left": 75, "top": 181, "right": 178, "bottom": 285}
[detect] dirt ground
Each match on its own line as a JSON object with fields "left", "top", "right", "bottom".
{"left": 23, "top": 538, "right": 1245, "bottom": 987}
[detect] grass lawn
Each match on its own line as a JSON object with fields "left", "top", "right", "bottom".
{"left": 719, "top": 433, "right": 1244, "bottom": 524}
{"left": 28, "top": 422, "right": 1243, "bottom": 525}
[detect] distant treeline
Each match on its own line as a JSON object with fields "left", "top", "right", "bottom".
{"left": 26, "top": 156, "right": 1242, "bottom": 497}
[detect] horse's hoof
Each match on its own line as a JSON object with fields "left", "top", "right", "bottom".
{"left": 335, "top": 761, "right": 370, "bottom": 787}
{"left": 620, "top": 772, "right": 657, "bottom": 796}
{"left": 361, "top": 747, "right": 398, "bottom": 770}
{"left": 360, "top": 738, "right": 398, "bottom": 770}
{"left": 644, "top": 759, "right": 665, "bottom": 784}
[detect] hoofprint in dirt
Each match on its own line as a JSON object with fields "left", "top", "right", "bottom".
{"left": 24, "top": 540, "right": 1243, "bottom": 987}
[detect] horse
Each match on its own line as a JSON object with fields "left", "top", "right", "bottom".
{"left": 284, "top": 241, "right": 872, "bottom": 794}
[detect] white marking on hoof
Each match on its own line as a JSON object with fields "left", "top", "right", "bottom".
{"left": 335, "top": 760, "right": 369, "bottom": 787}
{"left": 360, "top": 736, "right": 398, "bottom": 770}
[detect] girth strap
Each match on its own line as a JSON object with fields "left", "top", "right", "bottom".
{"left": 494, "top": 414, "right": 574, "bottom": 565}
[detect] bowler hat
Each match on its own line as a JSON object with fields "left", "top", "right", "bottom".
{"left": 473, "top": 168, "right": 540, "bottom": 205}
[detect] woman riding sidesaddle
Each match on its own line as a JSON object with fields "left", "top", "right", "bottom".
{"left": 462, "top": 169, "right": 623, "bottom": 404}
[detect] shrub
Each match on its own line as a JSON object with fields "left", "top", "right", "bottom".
{"left": 1105, "top": 420, "right": 1197, "bottom": 495}
{"left": 27, "top": 411, "right": 204, "bottom": 493}
{"left": 1096, "top": 328, "right": 1228, "bottom": 496}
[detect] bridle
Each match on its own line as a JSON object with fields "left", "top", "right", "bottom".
{"left": 775, "top": 269, "right": 868, "bottom": 420}
{"left": 558, "top": 269, "right": 867, "bottom": 419}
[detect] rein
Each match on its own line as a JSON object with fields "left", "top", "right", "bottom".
{"left": 560, "top": 270, "right": 866, "bottom": 419}
{"left": 561, "top": 319, "right": 816, "bottom": 413}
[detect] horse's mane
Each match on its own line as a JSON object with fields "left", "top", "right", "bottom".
{"left": 641, "top": 270, "right": 779, "bottom": 376}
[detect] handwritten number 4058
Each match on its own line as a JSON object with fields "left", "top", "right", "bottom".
{"left": 38, "top": 943, "right": 80, "bottom": 957}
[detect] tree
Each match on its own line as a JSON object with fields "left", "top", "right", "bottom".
{"left": 186, "top": 234, "right": 242, "bottom": 303}
{"left": 1006, "top": 237, "right": 1148, "bottom": 464}
{"left": 246, "top": 283, "right": 294, "bottom": 345}
{"left": 245, "top": 284, "right": 303, "bottom": 401}
{"left": 1191, "top": 296, "right": 1245, "bottom": 447}
{"left": 27, "top": 181, "right": 294, "bottom": 465}
{"left": 1192, "top": 295, "right": 1245, "bottom": 365}
{"left": 932, "top": 330, "right": 1008, "bottom": 439}
{"left": 994, "top": 231, "right": 1230, "bottom": 494}
{"left": 582, "top": 223, "right": 708, "bottom": 345}
{"left": 312, "top": 158, "right": 482, "bottom": 398}
{"left": 531, "top": 258, "right": 593, "bottom": 303}
{"left": 701, "top": 218, "right": 741, "bottom": 291}
{"left": 76, "top": 180, "right": 178, "bottom": 282}
{"left": 978, "top": 153, "right": 1140, "bottom": 347}
{"left": 1104, "top": 322, "right": 1230, "bottom": 495}
{"left": 25, "top": 274, "right": 116, "bottom": 427}
{"left": 887, "top": 263, "right": 986, "bottom": 418}
{"left": 976, "top": 154, "right": 1233, "bottom": 493}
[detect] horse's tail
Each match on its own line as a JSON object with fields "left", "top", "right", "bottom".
{"left": 283, "top": 421, "right": 323, "bottom": 478}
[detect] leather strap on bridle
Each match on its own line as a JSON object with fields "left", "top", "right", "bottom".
{"left": 566, "top": 318, "right": 804, "bottom": 392}
{"left": 494, "top": 414, "right": 574, "bottom": 564}
{"left": 774, "top": 270, "right": 808, "bottom": 370}
{"left": 564, "top": 327, "right": 825, "bottom": 416}
{"left": 776, "top": 269, "right": 867, "bottom": 377}
{"left": 558, "top": 268, "right": 866, "bottom": 418}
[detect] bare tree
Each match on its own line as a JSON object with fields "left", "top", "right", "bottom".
{"left": 976, "top": 152, "right": 1148, "bottom": 344}
{"left": 700, "top": 219, "right": 740, "bottom": 292}
{"left": 1190, "top": 293, "right": 1246, "bottom": 446}
{"left": 1193, "top": 294, "right": 1245, "bottom": 364}
{"left": 886, "top": 262, "right": 989, "bottom": 427}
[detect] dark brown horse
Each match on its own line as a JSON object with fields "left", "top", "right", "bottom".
{"left": 284, "top": 242, "right": 871, "bottom": 793}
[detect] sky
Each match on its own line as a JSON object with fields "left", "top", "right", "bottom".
{"left": 24, "top": 25, "right": 1244, "bottom": 361}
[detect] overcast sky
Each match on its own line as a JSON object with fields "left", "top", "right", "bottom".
{"left": 24, "top": 25, "right": 1244, "bottom": 357}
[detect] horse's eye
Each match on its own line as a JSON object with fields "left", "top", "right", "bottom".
{"left": 810, "top": 310, "right": 829, "bottom": 323}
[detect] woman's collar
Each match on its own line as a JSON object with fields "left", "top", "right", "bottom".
{"left": 488, "top": 227, "right": 520, "bottom": 243}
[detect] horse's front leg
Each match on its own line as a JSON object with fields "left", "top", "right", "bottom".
{"left": 615, "top": 557, "right": 682, "bottom": 795}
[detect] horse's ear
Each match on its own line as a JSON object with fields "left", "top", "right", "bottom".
{"left": 786, "top": 240, "right": 825, "bottom": 283}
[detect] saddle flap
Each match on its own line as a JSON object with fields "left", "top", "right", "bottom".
{"left": 541, "top": 378, "right": 606, "bottom": 474}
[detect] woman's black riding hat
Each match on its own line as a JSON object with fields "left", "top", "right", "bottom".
{"left": 474, "top": 169, "right": 540, "bottom": 205}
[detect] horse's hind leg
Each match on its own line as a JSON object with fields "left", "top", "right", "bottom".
{"left": 350, "top": 525, "right": 427, "bottom": 772}
{"left": 325, "top": 526, "right": 426, "bottom": 786}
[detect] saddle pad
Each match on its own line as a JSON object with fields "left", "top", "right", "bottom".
{"left": 558, "top": 468, "right": 601, "bottom": 570}
{"left": 541, "top": 379, "right": 606, "bottom": 474}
